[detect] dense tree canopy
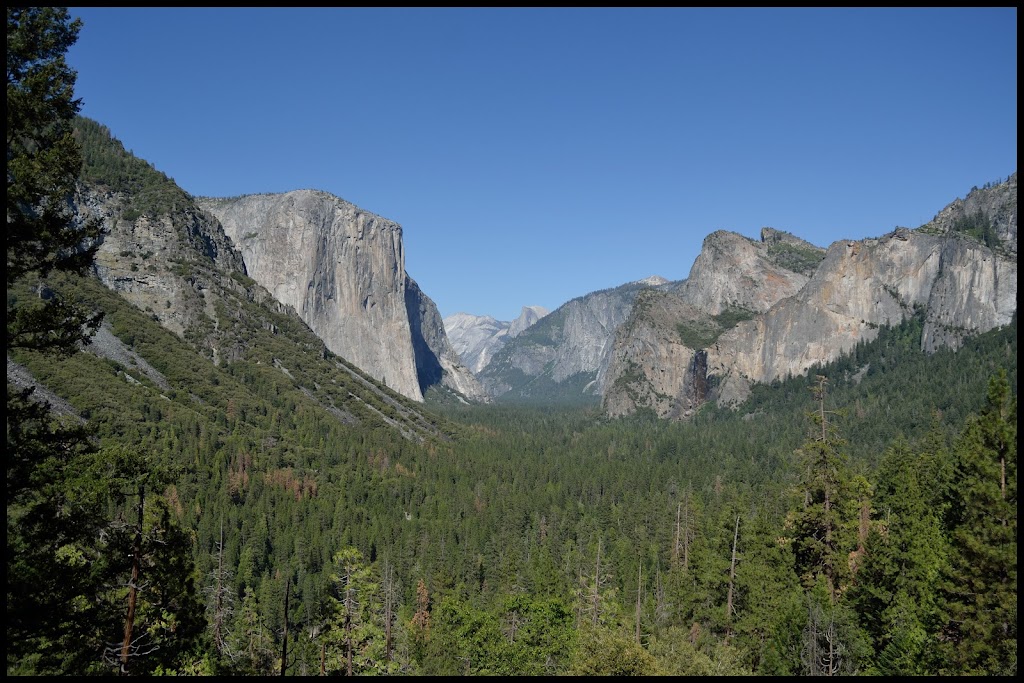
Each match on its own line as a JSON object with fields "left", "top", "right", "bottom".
{"left": 5, "top": 6, "right": 1016, "bottom": 677}
{"left": 7, "top": 7, "right": 102, "bottom": 354}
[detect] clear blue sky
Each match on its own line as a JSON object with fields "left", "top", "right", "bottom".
{"left": 65, "top": 7, "right": 1017, "bottom": 323}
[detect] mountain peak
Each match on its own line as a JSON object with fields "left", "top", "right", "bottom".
{"left": 633, "top": 275, "right": 670, "bottom": 287}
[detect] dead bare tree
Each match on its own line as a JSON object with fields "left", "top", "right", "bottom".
{"left": 634, "top": 561, "right": 643, "bottom": 644}
{"left": 120, "top": 484, "right": 145, "bottom": 674}
{"left": 725, "top": 514, "right": 740, "bottom": 637}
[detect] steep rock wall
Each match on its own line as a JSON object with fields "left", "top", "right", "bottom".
{"left": 602, "top": 230, "right": 814, "bottom": 417}
{"left": 199, "top": 190, "right": 423, "bottom": 401}
{"left": 404, "top": 277, "right": 489, "bottom": 402}
{"left": 709, "top": 229, "right": 1016, "bottom": 407}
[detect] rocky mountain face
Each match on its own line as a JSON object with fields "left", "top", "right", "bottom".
{"left": 603, "top": 174, "right": 1018, "bottom": 418}
{"left": 65, "top": 116, "right": 452, "bottom": 441}
{"left": 920, "top": 174, "right": 1017, "bottom": 259}
{"left": 672, "top": 229, "right": 821, "bottom": 316}
{"left": 602, "top": 230, "right": 821, "bottom": 418}
{"left": 404, "top": 277, "right": 491, "bottom": 403}
{"left": 476, "top": 279, "right": 674, "bottom": 403}
{"left": 444, "top": 305, "right": 549, "bottom": 374}
{"left": 69, "top": 118, "right": 1016, "bottom": 420}
{"left": 197, "top": 191, "right": 485, "bottom": 404}
{"left": 508, "top": 305, "right": 550, "bottom": 337}
{"left": 78, "top": 187, "right": 247, "bottom": 347}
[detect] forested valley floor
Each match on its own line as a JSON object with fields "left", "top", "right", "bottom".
{"left": 10, "top": 278, "right": 1017, "bottom": 674}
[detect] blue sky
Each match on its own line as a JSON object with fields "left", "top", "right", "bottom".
{"left": 65, "top": 7, "right": 1017, "bottom": 323}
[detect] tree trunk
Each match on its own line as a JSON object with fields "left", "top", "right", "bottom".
{"left": 120, "top": 484, "right": 144, "bottom": 674}
{"left": 725, "top": 514, "right": 740, "bottom": 633}
{"left": 635, "top": 562, "right": 643, "bottom": 644}
{"left": 280, "top": 576, "right": 289, "bottom": 676}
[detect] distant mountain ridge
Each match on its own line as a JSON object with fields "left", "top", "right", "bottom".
{"left": 604, "top": 175, "right": 1018, "bottom": 418}
{"left": 474, "top": 278, "right": 677, "bottom": 404}
{"left": 443, "top": 306, "right": 549, "bottom": 374}
{"left": 66, "top": 116, "right": 1016, "bottom": 421}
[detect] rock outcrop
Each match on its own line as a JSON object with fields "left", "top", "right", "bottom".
{"left": 601, "top": 290, "right": 709, "bottom": 419}
{"left": 198, "top": 190, "right": 481, "bottom": 403}
{"left": 405, "top": 277, "right": 490, "bottom": 403}
{"left": 673, "top": 229, "right": 819, "bottom": 315}
{"left": 601, "top": 176, "right": 1018, "bottom": 418}
{"left": 710, "top": 228, "right": 1017, "bottom": 407}
{"left": 74, "top": 184, "right": 263, "bottom": 367}
{"left": 199, "top": 191, "right": 424, "bottom": 400}
{"left": 478, "top": 279, "right": 672, "bottom": 402}
{"left": 602, "top": 231, "right": 816, "bottom": 417}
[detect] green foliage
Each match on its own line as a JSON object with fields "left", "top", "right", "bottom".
{"left": 766, "top": 240, "right": 826, "bottom": 275}
{"left": 786, "top": 377, "right": 853, "bottom": 597}
{"left": 322, "top": 547, "right": 395, "bottom": 675}
{"left": 566, "top": 622, "right": 662, "bottom": 675}
{"left": 74, "top": 116, "right": 192, "bottom": 220}
{"left": 7, "top": 10, "right": 206, "bottom": 675}
{"left": 6, "top": 8, "right": 101, "bottom": 286}
{"left": 93, "top": 449, "right": 207, "bottom": 676}
{"left": 7, "top": 8, "right": 106, "bottom": 674}
{"left": 798, "top": 582, "right": 872, "bottom": 675}
{"left": 648, "top": 627, "right": 754, "bottom": 675}
{"left": 7, "top": 7, "right": 103, "bottom": 356}
{"left": 950, "top": 208, "right": 998, "bottom": 249}
{"left": 13, "top": 252, "right": 1012, "bottom": 676}
{"left": 848, "top": 439, "right": 948, "bottom": 675}
{"left": 676, "top": 306, "right": 755, "bottom": 349}
{"left": 7, "top": 28, "right": 1017, "bottom": 674}
{"left": 6, "top": 392, "right": 110, "bottom": 674}
{"left": 936, "top": 371, "right": 1017, "bottom": 675}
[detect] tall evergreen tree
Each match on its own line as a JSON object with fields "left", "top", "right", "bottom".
{"left": 7, "top": 7, "right": 102, "bottom": 354}
{"left": 938, "top": 371, "right": 1016, "bottom": 675}
{"left": 324, "top": 547, "right": 393, "bottom": 675}
{"left": 849, "top": 439, "right": 948, "bottom": 675}
{"left": 732, "top": 507, "right": 804, "bottom": 673}
{"left": 787, "top": 376, "right": 852, "bottom": 599}
{"left": 7, "top": 9, "right": 206, "bottom": 675}
{"left": 6, "top": 7, "right": 105, "bottom": 674}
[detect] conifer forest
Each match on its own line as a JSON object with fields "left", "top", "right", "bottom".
{"left": 7, "top": 8, "right": 1016, "bottom": 676}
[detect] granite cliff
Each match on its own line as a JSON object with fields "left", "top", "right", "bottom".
{"left": 602, "top": 174, "right": 1018, "bottom": 418}
{"left": 476, "top": 278, "right": 674, "bottom": 403}
{"left": 197, "top": 191, "right": 486, "bottom": 403}
{"left": 62, "top": 117, "right": 451, "bottom": 440}
{"left": 602, "top": 230, "right": 820, "bottom": 418}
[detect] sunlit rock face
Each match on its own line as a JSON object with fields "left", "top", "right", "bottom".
{"left": 444, "top": 306, "right": 549, "bottom": 375}
{"left": 477, "top": 280, "right": 666, "bottom": 402}
{"left": 710, "top": 221, "right": 1016, "bottom": 410}
{"left": 601, "top": 175, "right": 1018, "bottom": 419}
{"left": 602, "top": 229, "right": 815, "bottom": 418}
{"left": 200, "top": 190, "right": 422, "bottom": 400}
{"left": 78, "top": 185, "right": 249, "bottom": 357}
{"left": 200, "top": 190, "right": 488, "bottom": 404}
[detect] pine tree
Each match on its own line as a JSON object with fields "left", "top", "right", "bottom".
{"left": 787, "top": 376, "right": 852, "bottom": 599}
{"left": 323, "top": 546, "right": 391, "bottom": 675}
{"left": 6, "top": 8, "right": 105, "bottom": 674}
{"left": 848, "top": 439, "right": 947, "bottom": 675}
{"left": 7, "top": 12, "right": 206, "bottom": 674}
{"left": 732, "top": 508, "right": 804, "bottom": 673}
{"left": 938, "top": 371, "right": 1016, "bottom": 675}
{"left": 7, "top": 7, "right": 103, "bottom": 354}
